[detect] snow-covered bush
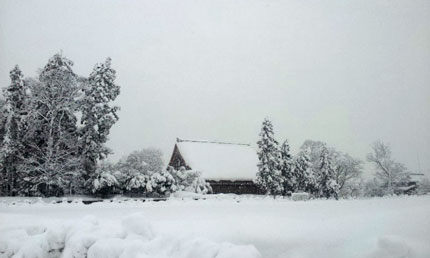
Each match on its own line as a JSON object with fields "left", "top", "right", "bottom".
{"left": 150, "top": 170, "right": 176, "bottom": 196}
{"left": 122, "top": 169, "right": 151, "bottom": 194}
{"left": 89, "top": 163, "right": 119, "bottom": 197}
{"left": 116, "top": 148, "right": 176, "bottom": 196}
{"left": 168, "top": 166, "right": 212, "bottom": 194}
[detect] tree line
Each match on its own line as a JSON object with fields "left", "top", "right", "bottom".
{"left": 255, "top": 118, "right": 430, "bottom": 198}
{"left": 0, "top": 54, "right": 211, "bottom": 197}
{"left": 0, "top": 54, "right": 120, "bottom": 196}
{"left": 1, "top": 55, "right": 428, "bottom": 198}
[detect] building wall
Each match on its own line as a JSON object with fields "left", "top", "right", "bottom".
{"left": 208, "top": 180, "right": 262, "bottom": 194}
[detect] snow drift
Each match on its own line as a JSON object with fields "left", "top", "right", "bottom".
{"left": 0, "top": 212, "right": 261, "bottom": 258}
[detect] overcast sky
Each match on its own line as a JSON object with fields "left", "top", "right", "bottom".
{"left": 1, "top": 0, "right": 429, "bottom": 175}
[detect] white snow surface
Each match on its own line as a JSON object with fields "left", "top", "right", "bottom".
{"left": 176, "top": 141, "right": 258, "bottom": 181}
{"left": 1, "top": 195, "right": 430, "bottom": 258}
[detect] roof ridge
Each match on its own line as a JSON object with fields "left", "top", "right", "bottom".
{"left": 176, "top": 137, "right": 250, "bottom": 146}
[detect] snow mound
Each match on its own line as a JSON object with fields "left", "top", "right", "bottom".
{"left": 291, "top": 192, "right": 310, "bottom": 201}
{"left": 366, "top": 235, "right": 430, "bottom": 258}
{"left": 121, "top": 213, "right": 154, "bottom": 240}
{"left": 171, "top": 190, "right": 205, "bottom": 199}
{"left": 0, "top": 213, "right": 261, "bottom": 258}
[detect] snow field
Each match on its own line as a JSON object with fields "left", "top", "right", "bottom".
{"left": 0, "top": 195, "right": 429, "bottom": 258}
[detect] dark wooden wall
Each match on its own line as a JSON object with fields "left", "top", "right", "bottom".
{"left": 207, "top": 180, "right": 262, "bottom": 194}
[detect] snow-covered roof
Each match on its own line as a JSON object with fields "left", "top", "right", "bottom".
{"left": 175, "top": 139, "right": 258, "bottom": 181}
{"left": 409, "top": 173, "right": 425, "bottom": 182}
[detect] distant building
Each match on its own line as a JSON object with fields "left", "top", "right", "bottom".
{"left": 168, "top": 138, "right": 261, "bottom": 194}
{"left": 395, "top": 173, "right": 425, "bottom": 195}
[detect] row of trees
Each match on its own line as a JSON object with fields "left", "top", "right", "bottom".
{"left": 0, "top": 54, "right": 120, "bottom": 196}
{"left": 255, "top": 119, "right": 360, "bottom": 198}
{"left": 0, "top": 54, "right": 210, "bottom": 198}
{"left": 254, "top": 118, "right": 430, "bottom": 198}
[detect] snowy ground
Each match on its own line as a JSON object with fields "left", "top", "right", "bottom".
{"left": 1, "top": 195, "right": 429, "bottom": 258}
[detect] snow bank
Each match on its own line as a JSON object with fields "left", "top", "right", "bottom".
{"left": 362, "top": 235, "right": 430, "bottom": 258}
{"left": 291, "top": 192, "right": 310, "bottom": 201}
{"left": 0, "top": 212, "right": 261, "bottom": 258}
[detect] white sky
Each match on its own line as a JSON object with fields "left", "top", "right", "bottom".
{"left": 1, "top": 0, "right": 429, "bottom": 175}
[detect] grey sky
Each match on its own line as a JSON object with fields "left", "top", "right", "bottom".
{"left": 1, "top": 0, "right": 429, "bottom": 175}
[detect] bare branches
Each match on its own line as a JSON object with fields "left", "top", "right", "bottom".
{"left": 366, "top": 141, "right": 407, "bottom": 192}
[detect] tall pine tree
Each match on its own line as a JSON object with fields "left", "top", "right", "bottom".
{"left": 255, "top": 119, "right": 283, "bottom": 195}
{"left": 0, "top": 66, "right": 27, "bottom": 196}
{"left": 279, "top": 139, "right": 295, "bottom": 194}
{"left": 317, "top": 147, "right": 339, "bottom": 199}
{"left": 294, "top": 149, "right": 317, "bottom": 195}
{"left": 80, "top": 58, "right": 120, "bottom": 184}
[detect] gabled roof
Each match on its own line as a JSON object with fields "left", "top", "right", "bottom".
{"left": 174, "top": 138, "right": 258, "bottom": 181}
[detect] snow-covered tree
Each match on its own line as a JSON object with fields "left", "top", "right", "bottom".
{"left": 300, "top": 139, "right": 362, "bottom": 195}
{"left": 132, "top": 148, "right": 164, "bottom": 173}
{"left": 0, "top": 54, "right": 122, "bottom": 197}
{"left": 363, "top": 178, "right": 386, "bottom": 197}
{"left": 255, "top": 118, "right": 283, "bottom": 195}
{"left": 117, "top": 152, "right": 151, "bottom": 194}
{"left": 116, "top": 148, "right": 168, "bottom": 195}
{"left": 300, "top": 140, "right": 328, "bottom": 168}
{"left": 334, "top": 152, "right": 363, "bottom": 193}
{"left": 0, "top": 99, "right": 5, "bottom": 195}
{"left": 279, "top": 139, "right": 295, "bottom": 194}
{"left": 0, "top": 66, "right": 27, "bottom": 196}
{"left": 0, "top": 98, "right": 6, "bottom": 140}
{"left": 366, "top": 141, "right": 407, "bottom": 194}
{"left": 79, "top": 58, "right": 120, "bottom": 181}
{"left": 19, "top": 54, "right": 81, "bottom": 196}
{"left": 294, "top": 149, "right": 317, "bottom": 195}
{"left": 317, "top": 147, "right": 339, "bottom": 199}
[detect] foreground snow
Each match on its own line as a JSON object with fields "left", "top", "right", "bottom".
{"left": 0, "top": 195, "right": 429, "bottom": 258}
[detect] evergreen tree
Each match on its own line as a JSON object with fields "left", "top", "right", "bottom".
{"left": 279, "top": 139, "right": 295, "bottom": 194}
{"left": 317, "top": 147, "right": 339, "bottom": 199}
{"left": 20, "top": 54, "right": 81, "bottom": 196}
{"left": 255, "top": 118, "right": 283, "bottom": 195}
{"left": 0, "top": 98, "right": 6, "bottom": 141}
{"left": 80, "top": 58, "right": 120, "bottom": 183}
{"left": 0, "top": 66, "right": 27, "bottom": 196}
{"left": 294, "top": 149, "right": 317, "bottom": 195}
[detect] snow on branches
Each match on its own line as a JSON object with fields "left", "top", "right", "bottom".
{"left": 0, "top": 54, "right": 120, "bottom": 197}
{"left": 255, "top": 118, "right": 284, "bottom": 195}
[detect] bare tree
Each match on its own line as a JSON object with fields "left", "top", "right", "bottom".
{"left": 366, "top": 141, "right": 407, "bottom": 192}
{"left": 334, "top": 152, "right": 363, "bottom": 191}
